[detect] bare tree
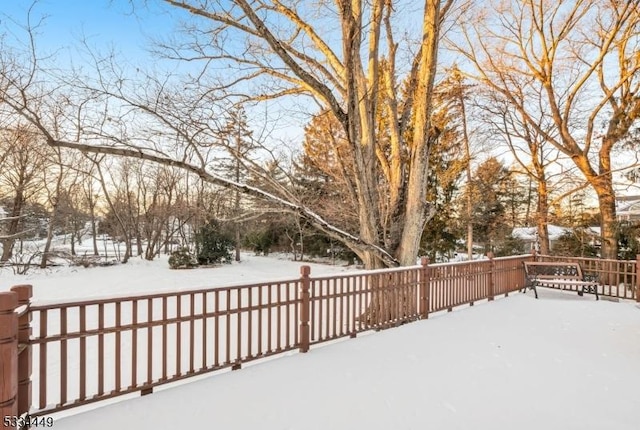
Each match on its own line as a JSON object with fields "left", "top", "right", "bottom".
{"left": 0, "top": 0, "right": 457, "bottom": 269}
{"left": 39, "top": 147, "right": 65, "bottom": 268}
{"left": 453, "top": 0, "right": 640, "bottom": 259}
{"left": 474, "top": 88, "right": 565, "bottom": 255}
{"left": 0, "top": 126, "right": 48, "bottom": 261}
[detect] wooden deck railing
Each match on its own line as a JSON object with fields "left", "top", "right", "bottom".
{"left": 26, "top": 279, "right": 301, "bottom": 416}
{"left": 2, "top": 252, "right": 637, "bottom": 422}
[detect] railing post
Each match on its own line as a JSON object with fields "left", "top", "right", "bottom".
{"left": 636, "top": 255, "right": 640, "bottom": 303}
{"left": 487, "top": 252, "right": 495, "bottom": 301}
{"left": 299, "top": 265, "right": 311, "bottom": 353}
{"left": 0, "top": 291, "right": 19, "bottom": 424}
{"left": 11, "top": 285, "right": 32, "bottom": 416}
{"left": 419, "top": 257, "right": 430, "bottom": 319}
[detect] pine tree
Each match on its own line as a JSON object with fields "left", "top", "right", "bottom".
{"left": 219, "top": 105, "right": 256, "bottom": 261}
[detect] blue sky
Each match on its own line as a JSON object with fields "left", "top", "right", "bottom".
{"left": 0, "top": 1, "right": 177, "bottom": 62}
{"left": 0, "top": 1, "right": 308, "bottom": 145}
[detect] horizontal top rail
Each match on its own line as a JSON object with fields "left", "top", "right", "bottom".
{"left": 538, "top": 254, "right": 635, "bottom": 264}
{"left": 309, "top": 265, "right": 420, "bottom": 281}
{"left": 491, "top": 254, "right": 536, "bottom": 262}
{"left": 429, "top": 254, "right": 531, "bottom": 268}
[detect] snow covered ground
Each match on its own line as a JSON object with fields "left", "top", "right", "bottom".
{"left": 0, "top": 252, "right": 352, "bottom": 304}
{"left": 3, "top": 254, "right": 640, "bottom": 429}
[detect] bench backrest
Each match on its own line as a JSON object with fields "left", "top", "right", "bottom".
{"left": 523, "top": 261, "right": 584, "bottom": 280}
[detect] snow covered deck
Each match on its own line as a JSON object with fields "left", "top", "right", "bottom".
{"left": 52, "top": 289, "right": 640, "bottom": 430}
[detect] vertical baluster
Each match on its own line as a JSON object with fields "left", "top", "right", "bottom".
{"left": 318, "top": 279, "right": 324, "bottom": 340}
{"left": 237, "top": 288, "right": 242, "bottom": 361}
{"left": 115, "top": 302, "right": 121, "bottom": 392}
{"left": 225, "top": 290, "right": 231, "bottom": 365}
{"left": 277, "top": 284, "right": 282, "bottom": 351}
{"left": 60, "top": 307, "right": 67, "bottom": 406}
{"left": 39, "top": 310, "right": 47, "bottom": 409}
{"left": 257, "top": 287, "right": 263, "bottom": 356}
{"left": 294, "top": 280, "right": 300, "bottom": 345}
{"left": 339, "top": 277, "right": 344, "bottom": 336}
{"left": 285, "top": 283, "right": 290, "bottom": 348}
{"left": 309, "top": 280, "right": 315, "bottom": 342}
{"left": 636, "top": 255, "right": 640, "bottom": 303}
{"left": 146, "top": 299, "right": 153, "bottom": 386}
{"left": 332, "top": 279, "right": 337, "bottom": 338}
{"left": 162, "top": 297, "right": 167, "bottom": 381}
{"left": 214, "top": 291, "right": 219, "bottom": 367}
{"left": 176, "top": 295, "right": 182, "bottom": 375}
{"left": 356, "top": 275, "right": 362, "bottom": 331}
{"left": 189, "top": 293, "right": 195, "bottom": 374}
{"left": 202, "top": 292, "right": 207, "bottom": 370}
{"left": 131, "top": 300, "right": 138, "bottom": 389}
{"left": 79, "top": 306, "right": 86, "bottom": 400}
{"left": 267, "top": 285, "right": 272, "bottom": 353}
{"left": 98, "top": 303, "right": 105, "bottom": 396}
{"left": 247, "top": 288, "right": 252, "bottom": 358}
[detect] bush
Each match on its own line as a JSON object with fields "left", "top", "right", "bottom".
{"left": 553, "top": 229, "right": 598, "bottom": 257}
{"left": 493, "top": 235, "right": 525, "bottom": 257}
{"left": 195, "top": 221, "right": 234, "bottom": 265}
{"left": 618, "top": 222, "right": 640, "bottom": 260}
{"left": 168, "top": 247, "right": 198, "bottom": 269}
{"left": 243, "top": 230, "right": 274, "bottom": 255}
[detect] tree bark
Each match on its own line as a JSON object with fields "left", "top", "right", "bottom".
{"left": 0, "top": 191, "right": 25, "bottom": 262}
{"left": 536, "top": 175, "right": 550, "bottom": 256}
{"left": 40, "top": 200, "right": 59, "bottom": 268}
{"left": 395, "top": 0, "right": 442, "bottom": 266}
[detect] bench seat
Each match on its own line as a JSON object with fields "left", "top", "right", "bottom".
{"left": 523, "top": 261, "right": 600, "bottom": 300}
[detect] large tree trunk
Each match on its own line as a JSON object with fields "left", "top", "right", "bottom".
{"left": 536, "top": 181, "right": 550, "bottom": 255}
{"left": 595, "top": 181, "right": 617, "bottom": 261}
{"left": 572, "top": 151, "right": 618, "bottom": 261}
{"left": 534, "top": 159, "right": 550, "bottom": 255}
{"left": 395, "top": 0, "right": 441, "bottom": 267}
{"left": 1, "top": 189, "right": 25, "bottom": 262}
{"left": 40, "top": 201, "right": 60, "bottom": 268}
{"left": 91, "top": 211, "right": 99, "bottom": 256}
{"left": 597, "top": 139, "right": 618, "bottom": 261}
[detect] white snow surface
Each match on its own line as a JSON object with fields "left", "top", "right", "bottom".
{"left": 0, "top": 253, "right": 350, "bottom": 304}
{"left": 3, "top": 254, "right": 640, "bottom": 430}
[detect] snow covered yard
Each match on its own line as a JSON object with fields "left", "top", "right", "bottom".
{"left": 3, "top": 254, "right": 639, "bottom": 429}
{"left": 0, "top": 253, "right": 352, "bottom": 303}
{"left": 50, "top": 288, "right": 640, "bottom": 430}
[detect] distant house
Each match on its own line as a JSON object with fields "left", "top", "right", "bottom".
{"left": 617, "top": 195, "right": 640, "bottom": 222}
{"left": 511, "top": 224, "right": 599, "bottom": 252}
{"left": 614, "top": 172, "right": 640, "bottom": 222}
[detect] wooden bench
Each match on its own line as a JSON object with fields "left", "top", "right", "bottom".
{"left": 522, "top": 261, "right": 600, "bottom": 300}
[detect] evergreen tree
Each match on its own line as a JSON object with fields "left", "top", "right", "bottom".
{"left": 195, "top": 219, "right": 234, "bottom": 265}
{"left": 220, "top": 105, "right": 256, "bottom": 261}
{"left": 465, "top": 157, "right": 512, "bottom": 253}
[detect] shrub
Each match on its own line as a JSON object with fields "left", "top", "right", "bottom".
{"left": 493, "top": 235, "right": 525, "bottom": 257}
{"left": 553, "top": 229, "right": 598, "bottom": 257}
{"left": 168, "top": 247, "right": 198, "bottom": 269}
{"left": 195, "top": 221, "right": 234, "bottom": 265}
{"left": 618, "top": 222, "right": 640, "bottom": 260}
{"left": 243, "top": 230, "right": 274, "bottom": 255}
